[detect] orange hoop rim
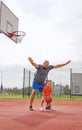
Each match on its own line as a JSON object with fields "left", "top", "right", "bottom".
{"left": 8, "top": 31, "right": 26, "bottom": 38}
{"left": 8, "top": 31, "right": 26, "bottom": 43}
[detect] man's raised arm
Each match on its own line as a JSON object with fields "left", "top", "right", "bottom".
{"left": 54, "top": 60, "right": 71, "bottom": 69}
{"left": 28, "top": 57, "right": 39, "bottom": 69}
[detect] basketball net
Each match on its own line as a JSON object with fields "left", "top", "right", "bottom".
{"left": 8, "top": 31, "right": 26, "bottom": 43}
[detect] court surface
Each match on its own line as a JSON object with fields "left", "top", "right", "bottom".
{"left": 0, "top": 100, "right": 82, "bottom": 130}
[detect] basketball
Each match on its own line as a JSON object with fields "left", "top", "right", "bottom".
{"left": 45, "top": 96, "right": 52, "bottom": 103}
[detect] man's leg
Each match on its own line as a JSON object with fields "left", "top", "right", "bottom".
{"left": 29, "top": 89, "right": 37, "bottom": 111}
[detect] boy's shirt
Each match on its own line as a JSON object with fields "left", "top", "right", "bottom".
{"left": 42, "top": 86, "right": 52, "bottom": 96}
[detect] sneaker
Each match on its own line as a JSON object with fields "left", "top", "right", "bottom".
{"left": 49, "top": 107, "right": 56, "bottom": 111}
{"left": 45, "top": 106, "right": 49, "bottom": 110}
{"left": 45, "top": 106, "right": 56, "bottom": 111}
{"left": 29, "top": 106, "right": 33, "bottom": 111}
{"left": 40, "top": 107, "right": 44, "bottom": 111}
{"left": 45, "top": 106, "right": 51, "bottom": 110}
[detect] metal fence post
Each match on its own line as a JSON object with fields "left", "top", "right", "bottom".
{"left": 23, "top": 68, "right": 25, "bottom": 98}
{"left": 70, "top": 68, "right": 72, "bottom": 100}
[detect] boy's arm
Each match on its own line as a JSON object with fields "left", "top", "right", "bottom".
{"left": 28, "top": 57, "right": 39, "bottom": 69}
{"left": 50, "top": 87, "right": 52, "bottom": 94}
{"left": 53, "top": 60, "right": 71, "bottom": 69}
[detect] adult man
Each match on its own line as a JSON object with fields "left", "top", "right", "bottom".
{"left": 28, "top": 57, "right": 71, "bottom": 111}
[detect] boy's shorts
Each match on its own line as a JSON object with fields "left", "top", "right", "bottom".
{"left": 32, "top": 80, "right": 45, "bottom": 92}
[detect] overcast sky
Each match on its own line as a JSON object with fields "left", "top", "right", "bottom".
{"left": 0, "top": 0, "right": 82, "bottom": 87}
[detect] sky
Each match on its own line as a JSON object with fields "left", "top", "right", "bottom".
{"left": 0, "top": 0, "right": 82, "bottom": 88}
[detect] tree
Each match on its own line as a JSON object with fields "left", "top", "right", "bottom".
{"left": 63, "top": 85, "right": 70, "bottom": 95}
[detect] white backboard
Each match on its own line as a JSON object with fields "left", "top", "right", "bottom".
{"left": 0, "top": 1, "right": 19, "bottom": 43}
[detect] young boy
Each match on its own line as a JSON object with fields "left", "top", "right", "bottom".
{"left": 40, "top": 80, "right": 53, "bottom": 111}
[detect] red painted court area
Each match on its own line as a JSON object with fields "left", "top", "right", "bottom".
{"left": 0, "top": 100, "right": 82, "bottom": 130}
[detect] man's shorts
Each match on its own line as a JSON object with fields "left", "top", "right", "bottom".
{"left": 32, "top": 80, "right": 45, "bottom": 92}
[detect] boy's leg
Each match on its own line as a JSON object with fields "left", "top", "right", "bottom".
{"left": 40, "top": 96, "right": 44, "bottom": 111}
{"left": 40, "top": 100, "right": 44, "bottom": 107}
{"left": 40, "top": 100, "right": 44, "bottom": 111}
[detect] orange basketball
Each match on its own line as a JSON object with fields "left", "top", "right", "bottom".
{"left": 45, "top": 96, "right": 52, "bottom": 103}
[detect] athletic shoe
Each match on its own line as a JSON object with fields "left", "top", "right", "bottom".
{"left": 45, "top": 106, "right": 49, "bottom": 110}
{"left": 50, "top": 106, "right": 56, "bottom": 111}
{"left": 40, "top": 107, "right": 44, "bottom": 111}
{"left": 45, "top": 106, "right": 51, "bottom": 110}
{"left": 46, "top": 106, "right": 56, "bottom": 111}
{"left": 29, "top": 106, "right": 33, "bottom": 111}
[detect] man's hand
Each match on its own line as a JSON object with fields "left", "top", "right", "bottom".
{"left": 28, "top": 57, "right": 33, "bottom": 63}
{"left": 28, "top": 57, "right": 39, "bottom": 68}
{"left": 65, "top": 60, "right": 71, "bottom": 65}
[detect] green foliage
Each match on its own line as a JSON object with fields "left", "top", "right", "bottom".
{"left": 63, "top": 85, "right": 70, "bottom": 95}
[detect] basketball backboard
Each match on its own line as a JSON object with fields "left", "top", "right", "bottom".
{"left": 0, "top": 1, "right": 19, "bottom": 43}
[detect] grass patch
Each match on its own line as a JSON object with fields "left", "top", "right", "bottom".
{"left": 0, "top": 94, "right": 25, "bottom": 100}
{"left": 0, "top": 94, "right": 82, "bottom": 102}
{"left": 53, "top": 95, "right": 82, "bottom": 102}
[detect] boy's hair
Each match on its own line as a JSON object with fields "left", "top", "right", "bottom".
{"left": 46, "top": 80, "right": 52, "bottom": 84}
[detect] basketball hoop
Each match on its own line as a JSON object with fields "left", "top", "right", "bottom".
{"left": 8, "top": 31, "right": 26, "bottom": 43}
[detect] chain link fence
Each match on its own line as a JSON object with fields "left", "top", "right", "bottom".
{"left": 0, "top": 68, "right": 82, "bottom": 99}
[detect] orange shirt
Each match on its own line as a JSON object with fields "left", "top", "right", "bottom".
{"left": 42, "top": 85, "right": 52, "bottom": 96}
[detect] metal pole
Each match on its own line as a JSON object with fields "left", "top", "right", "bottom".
{"left": 70, "top": 68, "right": 72, "bottom": 100}
{"left": 28, "top": 71, "right": 31, "bottom": 97}
{"left": 23, "top": 68, "right": 25, "bottom": 98}
{"left": 0, "top": 71, "right": 3, "bottom": 93}
{"left": 52, "top": 81, "right": 55, "bottom": 96}
{"left": 59, "top": 82, "right": 62, "bottom": 97}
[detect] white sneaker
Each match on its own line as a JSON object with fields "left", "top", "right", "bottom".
{"left": 51, "top": 107, "right": 56, "bottom": 111}
{"left": 40, "top": 107, "right": 44, "bottom": 111}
